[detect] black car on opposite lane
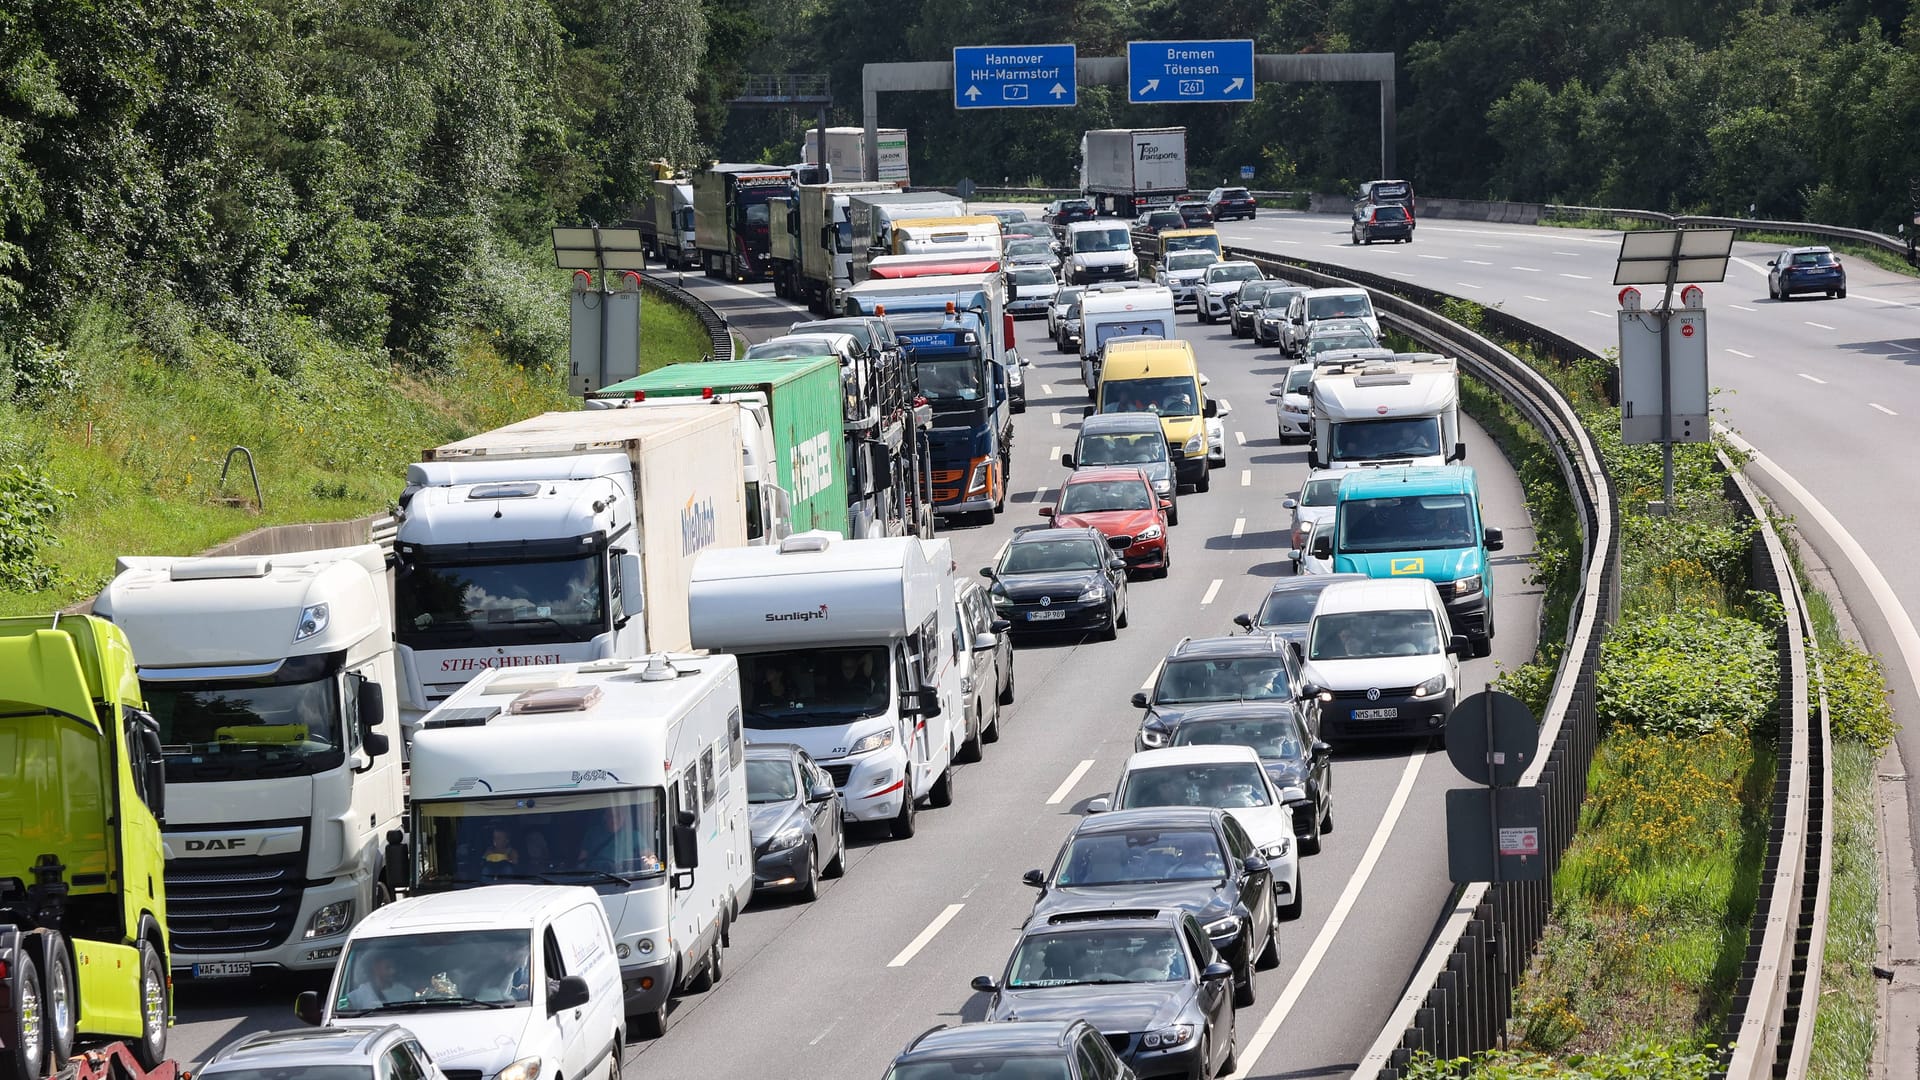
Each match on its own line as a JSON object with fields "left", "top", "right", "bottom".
{"left": 1023, "top": 807, "right": 1279, "bottom": 1008}
{"left": 745, "top": 742, "right": 846, "bottom": 901}
{"left": 1132, "top": 635, "right": 1322, "bottom": 751}
{"left": 985, "top": 527, "right": 1131, "bottom": 640}
{"left": 1351, "top": 202, "right": 1413, "bottom": 244}
{"left": 884, "top": 1020, "right": 1137, "bottom": 1079}
{"left": 1165, "top": 706, "right": 1332, "bottom": 855}
{"left": 1205, "top": 187, "right": 1257, "bottom": 222}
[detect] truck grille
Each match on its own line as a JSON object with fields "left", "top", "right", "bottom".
{"left": 165, "top": 844, "right": 309, "bottom": 955}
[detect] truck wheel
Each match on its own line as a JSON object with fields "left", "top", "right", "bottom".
{"left": 930, "top": 764, "right": 956, "bottom": 808}
{"left": 3, "top": 952, "right": 45, "bottom": 1080}
{"left": 133, "top": 940, "right": 168, "bottom": 1069}
{"left": 890, "top": 788, "right": 918, "bottom": 839}
{"left": 635, "top": 1000, "right": 668, "bottom": 1040}
{"left": 43, "top": 937, "right": 74, "bottom": 1067}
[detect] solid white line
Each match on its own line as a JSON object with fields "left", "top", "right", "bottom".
{"left": 888, "top": 904, "right": 966, "bottom": 967}
{"left": 1240, "top": 469, "right": 1252, "bottom": 487}
{"left": 1726, "top": 349, "right": 1754, "bottom": 358}
{"left": 1224, "top": 750, "right": 1429, "bottom": 1078}
{"left": 1805, "top": 321, "right": 1836, "bottom": 331}
{"left": 1464, "top": 259, "right": 1492, "bottom": 266}
{"left": 1797, "top": 373, "right": 1827, "bottom": 384}
{"left": 1561, "top": 273, "right": 1593, "bottom": 280}
{"left": 1729, "top": 304, "right": 1757, "bottom": 312}
{"left": 1041, "top": 384, "right": 1055, "bottom": 395}
{"left": 1046, "top": 760, "right": 1097, "bottom": 805}
{"left": 1051, "top": 412, "right": 1062, "bottom": 426}
{"left": 1231, "top": 517, "right": 1246, "bottom": 539}
{"left": 1858, "top": 294, "right": 1918, "bottom": 310}
{"left": 1524, "top": 295, "right": 1551, "bottom": 303}
{"left": 1870, "top": 402, "right": 1899, "bottom": 416}
{"left": 1140, "top": 661, "right": 1164, "bottom": 692}
{"left": 1234, "top": 431, "right": 1247, "bottom": 446}
{"left": 1199, "top": 579, "right": 1223, "bottom": 606}
{"left": 1512, "top": 266, "right": 1542, "bottom": 273}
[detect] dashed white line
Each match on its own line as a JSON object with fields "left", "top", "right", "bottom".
{"left": 1046, "top": 760, "right": 1097, "bottom": 805}
{"left": 1561, "top": 273, "right": 1593, "bottom": 280}
{"left": 1199, "top": 579, "right": 1223, "bottom": 606}
{"left": 1725, "top": 349, "right": 1753, "bottom": 358}
{"left": 1041, "top": 384, "right": 1055, "bottom": 396}
{"left": 1870, "top": 402, "right": 1899, "bottom": 416}
{"left": 1472, "top": 243, "right": 1502, "bottom": 249}
{"left": 1234, "top": 431, "right": 1247, "bottom": 446}
{"left": 1729, "top": 304, "right": 1757, "bottom": 312}
{"left": 1051, "top": 412, "right": 1062, "bottom": 426}
{"left": 1524, "top": 295, "right": 1551, "bottom": 303}
{"left": 1553, "top": 251, "right": 1581, "bottom": 256}
{"left": 1140, "top": 661, "right": 1164, "bottom": 692}
{"left": 1240, "top": 469, "right": 1252, "bottom": 487}
{"left": 1464, "top": 259, "right": 1492, "bottom": 266}
{"left": 1797, "top": 373, "right": 1826, "bottom": 384}
{"left": 1805, "top": 321, "right": 1836, "bottom": 331}
{"left": 1231, "top": 517, "right": 1246, "bottom": 539}
{"left": 1587, "top": 310, "right": 1610, "bottom": 319}
{"left": 1033, "top": 487, "right": 1049, "bottom": 503}
{"left": 1455, "top": 282, "right": 1484, "bottom": 290}
{"left": 1415, "top": 253, "right": 1447, "bottom": 260}
{"left": 1048, "top": 446, "right": 1060, "bottom": 462}
{"left": 1512, "top": 266, "right": 1542, "bottom": 273}
{"left": 888, "top": 904, "right": 966, "bottom": 967}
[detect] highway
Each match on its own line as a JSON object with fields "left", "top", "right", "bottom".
{"left": 164, "top": 251, "right": 1543, "bottom": 1079}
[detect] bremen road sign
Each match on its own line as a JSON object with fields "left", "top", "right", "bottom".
{"left": 1127, "top": 39, "right": 1255, "bottom": 104}
{"left": 953, "top": 45, "right": 1078, "bottom": 109}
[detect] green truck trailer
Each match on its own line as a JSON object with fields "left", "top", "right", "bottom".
{"left": 1, "top": 615, "right": 171, "bottom": 1080}
{"left": 594, "top": 357, "right": 850, "bottom": 537}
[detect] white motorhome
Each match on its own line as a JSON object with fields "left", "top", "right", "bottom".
{"left": 95, "top": 545, "right": 405, "bottom": 977}
{"left": 1309, "top": 353, "right": 1464, "bottom": 470}
{"left": 1078, "top": 285, "right": 1177, "bottom": 389}
{"left": 687, "top": 533, "right": 964, "bottom": 840}
{"left": 404, "top": 653, "right": 751, "bottom": 1038}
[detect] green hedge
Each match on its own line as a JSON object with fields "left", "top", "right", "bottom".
{"left": 1597, "top": 609, "right": 1778, "bottom": 737}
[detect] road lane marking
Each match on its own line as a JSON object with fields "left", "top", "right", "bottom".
{"left": 1729, "top": 304, "right": 1757, "bottom": 312}
{"left": 1140, "top": 661, "right": 1163, "bottom": 691}
{"left": 1525, "top": 295, "right": 1551, "bottom": 303}
{"left": 1587, "top": 310, "right": 1610, "bottom": 318}
{"left": 1200, "top": 579, "right": 1223, "bottom": 606}
{"left": 1225, "top": 750, "right": 1429, "bottom": 1078}
{"left": 1415, "top": 253, "right": 1447, "bottom": 260}
{"left": 1464, "top": 259, "right": 1492, "bottom": 266}
{"left": 1033, "top": 487, "right": 1049, "bottom": 502}
{"left": 807, "top": 1016, "right": 842, "bottom": 1047}
{"left": 1805, "top": 321, "right": 1836, "bottom": 330}
{"left": 1870, "top": 402, "right": 1899, "bottom": 416}
{"left": 1512, "top": 266, "right": 1542, "bottom": 273}
{"left": 1051, "top": 412, "right": 1062, "bottom": 426}
{"left": 1041, "top": 384, "right": 1055, "bottom": 395}
{"left": 1049, "top": 446, "right": 1060, "bottom": 462}
{"left": 1891, "top": 342, "right": 1918, "bottom": 353}
{"left": 888, "top": 904, "right": 965, "bottom": 967}
{"left": 1859, "top": 295, "right": 1919, "bottom": 310}
{"left": 1553, "top": 251, "right": 1581, "bottom": 256}
{"left": 1726, "top": 349, "right": 1753, "bottom": 358}
{"left": 1234, "top": 431, "right": 1247, "bottom": 446}
{"left": 1232, "top": 517, "right": 1246, "bottom": 538}
{"left": 1561, "top": 272, "right": 1593, "bottom": 280}
{"left": 1473, "top": 243, "right": 1501, "bottom": 249}
{"left": 1456, "top": 282, "right": 1484, "bottom": 290}
{"left": 1046, "top": 760, "right": 1097, "bottom": 805}
{"left": 1797, "top": 373, "right": 1826, "bottom": 384}
{"left": 1241, "top": 469, "right": 1252, "bottom": 487}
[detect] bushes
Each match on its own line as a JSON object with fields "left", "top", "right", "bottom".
{"left": 1817, "top": 637, "right": 1897, "bottom": 749}
{"left": 0, "top": 465, "right": 69, "bottom": 592}
{"left": 1403, "top": 1043, "right": 1721, "bottom": 1079}
{"left": 1597, "top": 609, "right": 1777, "bottom": 736}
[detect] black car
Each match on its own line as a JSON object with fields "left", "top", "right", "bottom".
{"left": 745, "top": 743, "right": 846, "bottom": 901}
{"left": 1165, "top": 707, "right": 1332, "bottom": 854}
{"left": 1024, "top": 807, "right": 1279, "bottom": 1008}
{"left": 1228, "top": 281, "right": 1286, "bottom": 338}
{"left": 1233, "top": 574, "right": 1369, "bottom": 649}
{"left": 1351, "top": 203, "right": 1413, "bottom": 244}
{"left": 1046, "top": 198, "right": 1098, "bottom": 232}
{"left": 1132, "top": 635, "right": 1321, "bottom": 750}
{"left": 1767, "top": 246, "right": 1847, "bottom": 300}
{"left": 884, "top": 1019, "right": 1137, "bottom": 1080}
{"left": 985, "top": 527, "right": 1131, "bottom": 640}
{"left": 1176, "top": 202, "right": 1214, "bottom": 228}
{"left": 971, "top": 909, "right": 1237, "bottom": 1080}
{"left": 1205, "top": 187, "right": 1257, "bottom": 222}
{"left": 1135, "top": 210, "right": 1185, "bottom": 235}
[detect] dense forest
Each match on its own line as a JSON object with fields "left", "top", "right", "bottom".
{"left": 3, "top": 0, "right": 1917, "bottom": 373}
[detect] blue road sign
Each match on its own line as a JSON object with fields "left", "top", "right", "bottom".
{"left": 1240, "top": 165, "right": 1256, "bottom": 180}
{"left": 953, "top": 44, "right": 1078, "bottom": 109}
{"left": 1127, "top": 39, "right": 1255, "bottom": 104}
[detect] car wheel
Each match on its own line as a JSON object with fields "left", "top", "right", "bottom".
{"left": 1351, "top": 228, "right": 1361, "bottom": 245}
{"left": 636, "top": 1000, "right": 668, "bottom": 1039}
{"left": 1220, "top": 1018, "right": 1238, "bottom": 1074}
{"left": 1302, "top": 802, "right": 1323, "bottom": 855}
{"left": 1196, "top": 469, "right": 1211, "bottom": 493}
{"left": 1279, "top": 871, "right": 1304, "bottom": 921}
{"left": 1196, "top": 1033, "right": 1215, "bottom": 1080}
{"left": 958, "top": 705, "right": 984, "bottom": 763}
{"left": 1256, "top": 917, "right": 1281, "bottom": 971}
{"left": 1168, "top": 500, "right": 1179, "bottom": 527}
{"left": 823, "top": 830, "right": 847, "bottom": 878}
{"left": 1098, "top": 603, "right": 1120, "bottom": 641}
{"left": 1838, "top": 287, "right": 1848, "bottom": 299}
{"left": 797, "top": 843, "right": 820, "bottom": 902}
{"left": 1117, "top": 600, "right": 1130, "bottom": 629}
{"left": 685, "top": 937, "right": 716, "bottom": 992}
{"left": 890, "top": 787, "right": 918, "bottom": 839}
{"left": 930, "top": 763, "right": 956, "bottom": 808}
{"left": 998, "top": 670, "right": 1015, "bottom": 707}
{"left": 1233, "top": 949, "right": 1256, "bottom": 1008}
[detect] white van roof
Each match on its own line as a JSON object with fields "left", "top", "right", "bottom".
{"left": 1313, "top": 578, "right": 1442, "bottom": 616}
{"left": 351, "top": 884, "right": 600, "bottom": 938}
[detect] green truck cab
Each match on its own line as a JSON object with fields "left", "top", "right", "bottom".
{"left": 1, "top": 614, "right": 171, "bottom": 1079}
{"left": 1309, "top": 466, "right": 1504, "bottom": 657}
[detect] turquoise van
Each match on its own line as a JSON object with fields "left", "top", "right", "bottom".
{"left": 1308, "top": 465, "right": 1503, "bottom": 657}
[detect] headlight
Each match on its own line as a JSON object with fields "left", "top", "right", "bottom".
{"left": 1077, "top": 581, "right": 1108, "bottom": 602}
{"left": 767, "top": 822, "right": 806, "bottom": 851}
{"left": 1452, "top": 574, "right": 1483, "bottom": 598}
{"left": 1142, "top": 1024, "right": 1195, "bottom": 1049}
{"left": 1262, "top": 839, "right": 1292, "bottom": 859}
{"left": 1152, "top": 479, "right": 1171, "bottom": 494}
{"left": 1184, "top": 434, "right": 1205, "bottom": 453}
{"left": 1412, "top": 673, "right": 1449, "bottom": 699}
{"left": 1136, "top": 524, "right": 1163, "bottom": 541}
{"left": 1280, "top": 784, "right": 1308, "bottom": 803}
{"left": 967, "top": 461, "right": 990, "bottom": 494}
{"left": 636, "top": 937, "right": 654, "bottom": 954}
{"left": 991, "top": 590, "right": 1012, "bottom": 608}
{"left": 1139, "top": 725, "right": 1167, "bottom": 748}
{"left": 847, "top": 728, "right": 895, "bottom": 754}
{"left": 1316, "top": 689, "right": 1333, "bottom": 703}
{"left": 496, "top": 1058, "right": 543, "bottom": 1080}
{"left": 304, "top": 900, "right": 354, "bottom": 939}
{"left": 1203, "top": 915, "right": 1242, "bottom": 938}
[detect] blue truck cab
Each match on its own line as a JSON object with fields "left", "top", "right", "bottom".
{"left": 887, "top": 307, "right": 1010, "bottom": 524}
{"left": 1309, "top": 465, "right": 1504, "bottom": 657}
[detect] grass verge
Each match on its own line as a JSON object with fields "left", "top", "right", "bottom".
{"left": 1735, "top": 229, "right": 1918, "bottom": 279}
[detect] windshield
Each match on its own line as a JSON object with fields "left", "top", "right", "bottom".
{"left": 1072, "top": 228, "right": 1131, "bottom": 253}
{"left": 1329, "top": 417, "right": 1445, "bottom": 462}
{"left": 1056, "top": 287, "right": 1084, "bottom": 306}
{"left": 1093, "top": 320, "right": 1167, "bottom": 349}
{"left": 1309, "top": 609, "right": 1441, "bottom": 660}
{"left": 1171, "top": 716, "right": 1304, "bottom": 760}
{"left": 1006, "top": 928, "right": 1189, "bottom": 988}
{"left": 832, "top": 221, "right": 853, "bottom": 252}
{"left": 744, "top": 203, "right": 770, "bottom": 227}
{"left": 746, "top": 758, "right": 798, "bottom": 803}
{"left": 747, "top": 339, "right": 836, "bottom": 360}
{"left": 1156, "top": 656, "right": 1292, "bottom": 703}
{"left": 1167, "top": 252, "right": 1216, "bottom": 271}
{"left": 1000, "top": 538, "right": 1103, "bottom": 574}
{"left": 1056, "top": 827, "right": 1226, "bottom": 886}
{"left": 1101, "top": 376, "right": 1198, "bottom": 418}
{"left": 1007, "top": 240, "right": 1053, "bottom": 257}
{"left": 1166, "top": 235, "right": 1221, "bottom": 254}
{"left": 1308, "top": 294, "right": 1374, "bottom": 320}
{"left": 1118, "top": 762, "right": 1272, "bottom": 810}
{"left": 415, "top": 788, "right": 667, "bottom": 887}
{"left": 913, "top": 356, "right": 984, "bottom": 401}
{"left": 1257, "top": 583, "right": 1335, "bottom": 627}
{"left": 889, "top": 1060, "right": 1069, "bottom": 1080}
{"left": 1307, "top": 333, "right": 1377, "bottom": 358}
{"left": 740, "top": 646, "right": 891, "bottom": 726}
{"left": 1077, "top": 432, "right": 1164, "bottom": 466}
{"left": 1284, "top": 368, "right": 1313, "bottom": 394}
{"left": 333, "top": 929, "right": 532, "bottom": 1016}
{"left": 1011, "top": 267, "right": 1054, "bottom": 285}
{"left": 397, "top": 554, "right": 605, "bottom": 649}
{"left": 146, "top": 654, "right": 345, "bottom": 781}
{"left": 1336, "top": 492, "right": 1476, "bottom": 550}
{"left": 1300, "top": 478, "right": 1342, "bottom": 506}
{"left": 1206, "top": 266, "right": 1260, "bottom": 285}
{"left": 1264, "top": 292, "right": 1301, "bottom": 311}
{"left": 1059, "top": 478, "right": 1153, "bottom": 514}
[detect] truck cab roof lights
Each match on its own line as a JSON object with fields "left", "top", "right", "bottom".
{"left": 506, "top": 684, "right": 603, "bottom": 715}
{"left": 168, "top": 556, "right": 274, "bottom": 581}
{"left": 779, "top": 533, "right": 833, "bottom": 555}
{"left": 467, "top": 481, "right": 543, "bottom": 500}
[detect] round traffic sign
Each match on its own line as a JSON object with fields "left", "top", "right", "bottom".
{"left": 1445, "top": 690, "right": 1538, "bottom": 785}
{"left": 1681, "top": 323, "right": 1695, "bottom": 338}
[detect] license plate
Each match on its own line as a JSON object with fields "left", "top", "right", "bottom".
{"left": 1352, "top": 707, "right": 1399, "bottom": 720}
{"left": 192, "top": 962, "right": 253, "bottom": 978}
{"left": 1027, "top": 610, "right": 1067, "bottom": 621}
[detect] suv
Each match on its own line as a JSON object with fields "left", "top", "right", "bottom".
{"left": 202, "top": 1028, "right": 449, "bottom": 1080}
{"left": 1206, "top": 187, "right": 1258, "bottom": 221}
{"left": 1195, "top": 262, "right": 1265, "bottom": 324}
{"left": 1131, "top": 634, "right": 1321, "bottom": 750}
{"left": 1352, "top": 203, "right": 1413, "bottom": 244}
{"left": 1177, "top": 202, "right": 1214, "bottom": 227}
{"left": 1135, "top": 209, "right": 1185, "bottom": 235}
{"left": 1046, "top": 198, "right": 1098, "bottom": 230}
{"left": 885, "top": 1020, "right": 1137, "bottom": 1080}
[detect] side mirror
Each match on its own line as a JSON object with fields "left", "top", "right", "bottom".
{"left": 1233, "top": 613, "right": 1254, "bottom": 630}
{"left": 1451, "top": 443, "right": 1468, "bottom": 463}
{"left": 1021, "top": 868, "right": 1046, "bottom": 889}
{"left": 970, "top": 975, "right": 998, "bottom": 994}
{"left": 1485, "top": 526, "right": 1504, "bottom": 551}
{"left": 548, "top": 974, "right": 591, "bottom": 1015}
{"left": 1201, "top": 961, "right": 1234, "bottom": 982}
{"left": 990, "top": 618, "right": 1011, "bottom": 634}
{"left": 294, "top": 989, "right": 324, "bottom": 1026}
{"left": 1061, "top": 452, "right": 1076, "bottom": 468}
{"left": 672, "top": 811, "right": 699, "bottom": 870}
{"left": 1203, "top": 398, "right": 1219, "bottom": 418}
{"left": 1086, "top": 797, "right": 1111, "bottom": 813}
{"left": 1311, "top": 536, "right": 1333, "bottom": 560}
{"left": 1037, "top": 505, "right": 1054, "bottom": 517}
{"left": 1766, "top": 259, "right": 1777, "bottom": 267}
{"left": 357, "top": 679, "right": 388, "bottom": 760}
{"left": 1132, "top": 691, "right": 1150, "bottom": 709}
{"left": 383, "top": 828, "right": 410, "bottom": 894}
{"left": 1242, "top": 855, "right": 1269, "bottom": 876}
{"left": 972, "top": 632, "right": 999, "bottom": 652}
{"left": 1446, "top": 634, "right": 1469, "bottom": 656}
{"left": 1282, "top": 497, "right": 1298, "bottom": 510}
{"left": 1309, "top": 449, "right": 1325, "bottom": 469}
{"left": 1287, "top": 548, "right": 1302, "bottom": 563}
{"left": 902, "top": 688, "right": 943, "bottom": 719}
{"left": 1108, "top": 557, "right": 1127, "bottom": 570}
{"left": 808, "top": 783, "right": 836, "bottom": 804}
{"left": 139, "top": 725, "right": 167, "bottom": 820}
{"left": 1312, "top": 740, "right": 1332, "bottom": 759}
{"left": 979, "top": 566, "right": 995, "bottom": 578}
{"left": 1298, "top": 681, "right": 1324, "bottom": 699}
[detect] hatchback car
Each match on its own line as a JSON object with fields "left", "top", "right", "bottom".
{"left": 1042, "top": 468, "right": 1172, "bottom": 577}
{"left": 1351, "top": 203, "right": 1413, "bottom": 244}
{"left": 1024, "top": 807, "right": 1279, "bottom": 1007}
{"left": 1166, "top": 707, "right": 1331, "bottom": 854}
{"left": 956, "top": 576, "right": 1016, "bottom": 753}
{"left": 1131, "top": 634, "right": 1320, "bottom": 752}
{"left": 202, "top": 1027, "right": 448, "bottom": 1080}
{"left": 745, "top": 743, "right": 846, "bottom": 901}
{"left": 1055, "top": 296, "right": 1086, "bottom": 353}
{"left": 971, "top": 909, "right": 1237, "bottom": 1080}
{"left": 1195, "top": 262, "right": 1264, "bottom": 324}
{"left": 1046, "top": 198, "right": 1098, "bottom": 230}
{"left": 1303, "top": 323, "right": 1381, "bottom": 363}
{"left": 1767, "top": 246, "right": 1846, "bottom": 300}
{"left": 1135, "top": 209, "right": 1186, "bottom": 235}
{"left": 1007, "top": 237, "right": 1063, "bottom": 273}
{"left": 1065, "top": 413, "right": 1179, "bottom": 524}
{"left": 987, "top": 208, "right": 1033, "bottom": 231}
{"left": 1228, "top": 280, "right": 1287, "bottom": 338}
{"left": 1282, "top": 472, "right": 1344, "bottom": 550}
{"left": 985, "top": 527, "right": 1131, "bottom": 639}
{"left": 1206, "top": 187, "right": 1258, "bottom": 222}
{"left": 1008, "top": 265, "right": 1061, "bottom": 317}
{"left": 1048, "top": 285, "right": 1086, "bottom": 339}
{"left": 1233, "top": 573, "right": 1369, "bottom": 648}
{"left": 1273, "top": 362, "right": 1313, "bottom": 441}
{"left": 885, "top": 1020, "right": 1136, "bottom": 1080}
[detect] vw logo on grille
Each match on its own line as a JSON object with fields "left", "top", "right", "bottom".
{"left": 1039, "top": 596, "right": 1052, "bottom": 607}
{"left": 1366, "top": 687, "right": 1382, "bottom": 701}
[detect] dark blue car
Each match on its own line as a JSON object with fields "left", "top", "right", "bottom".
{"left": 1767, "top": 246, "right": 1846, "bottom": 300}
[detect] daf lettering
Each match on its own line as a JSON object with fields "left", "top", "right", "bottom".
{"left": 184, "top": 837, "right": 249, "bottom": 852}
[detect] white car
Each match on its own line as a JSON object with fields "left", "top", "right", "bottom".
{"left": 1196, "top": 372, "right": 1229, "bottom": 468}
{"left": 1006, "top": 266, "right": 1059, "bottom": 317}
{"left": 1047, "top": 285, "right": 1086, "bottom": 337}
{"left": 1274, "top": 363, "right": 1314, "bottom": 442}
{"left": 1154, "top": 250, "right": 1219, "bottom": 309}
{"left": 1302, "top": 578, "right": 1465, "bottom": 744}
{"left": 1289, "top": 519, "right": 1334, "bottom": 576}
{"left": 1089, "top": 745, "right": 1302, "bottom": 920}
{"left": 1301, "top": 287, "right": 1381, "bottom": 339}
{"left": 1195, "top": 262, "right": 1265, "bottom": 323}
{"left": 1282, "top": 471, "right": 1344, "bottom": 550}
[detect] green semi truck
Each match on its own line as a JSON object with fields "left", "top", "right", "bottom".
{"left": 1, "top": 615, "right": 171, "bottom": 1080}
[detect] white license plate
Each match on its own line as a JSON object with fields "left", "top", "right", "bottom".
{"left": 192, "top": 962, "right": 253, "bottom": 978}
{"left": 1027, "top": 610, "right": 1067, "bottom": 621}
{"left": 1352, "top": 707, "right": 1399, "bottom": 720}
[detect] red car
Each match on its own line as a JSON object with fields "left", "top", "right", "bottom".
{"left": 1039, "top": 467, "right": 1172, "bottom": 576}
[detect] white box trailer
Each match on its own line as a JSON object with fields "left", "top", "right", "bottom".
{"left": 1081, "top": 127, "right": 1188, "bottom": 217}
{"left": 1309, "top": 353, "right": 1464, "bottom": 469}
{"left": 687, "top": 533, "right": 964, "bottom": 840}
{"left": 405, "top": 652, "right": 752, "bottom": 1037}
{"left": 800, "top": 126, "right": 911, "bottom": 185}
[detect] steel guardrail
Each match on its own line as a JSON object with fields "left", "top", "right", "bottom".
{"left": 638, "top": 269, "right": 735, "bottom": 361}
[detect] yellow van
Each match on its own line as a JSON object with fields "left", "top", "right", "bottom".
{"left": 1156, "top": 228, "right": 1222, "bottom": 261}
{"left": 1095, "top": 339, "right": 1217, "bottom": 492}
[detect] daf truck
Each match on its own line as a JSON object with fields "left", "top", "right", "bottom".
{"left": 693, "top": 164, "right": 795, "bottom": 282}
{"left": 848, "top": 191, "right": 969, "bottom": 286}
{"left": 1081, "top": 128, "right": 1188, "bottom": 218}
{"left": 1308, "top": 353, "right": 1465, "bottom": 470}
{"left": 688, "top": 532, "right": 965, "bottom": 841}
{"left": 1, "top": 614, "right": 171, "bottom": 1077}
{"left": 403, "top": 652, "right": 752, "bottom": 1038}
{"left": 93, "top": 545, "right": 405, "bottom": 979}
{"left": 639, "top": 180, "right": 696, "bottom": 269}
{"left": 393, "top": 406, "right": 748, "bottom": 737}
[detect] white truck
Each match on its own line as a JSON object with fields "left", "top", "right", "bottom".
{"left": 587, "top": 395, "right": 790, "bottom": 547}
{"left": 393, "top": 406, "right": 748, "bottom": 737}
{"left": 768, "top": 181, "right": 900, "bottom": 314}
{"left": 799, "top": 125, "right": 911, "bottom": 185}
{"left": 1308, "top": 353, "right": 1466, "bottom": 470}
{"left": 640, "top": 180, "right": 695, "bottom": 268}
{"left": 1081, "top": 127, "right": 1188, "bottom": 218}
{"left": 1078, "top": 285, "right": 1178, "bottom": 390}
{"left": 688, "top": 532, "right": 965, "bottom": 840}
{"left": 403, "top": 652, "right": 752, "bottom": 1038}
{"left": 849, "top": 191, "right": 969, "bottom": 286}
{"left": 93, "top": 544, "right": 406, "bottom": 977}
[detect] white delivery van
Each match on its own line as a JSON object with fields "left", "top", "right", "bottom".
{"left": 297, "top": 885, "right": 624, "bottom": 1080}
{"left": 403, "top": 654, "right": 751, "bottom": 1038}
{"left": 688, "top": 532, "right": 964, "bottom": 841}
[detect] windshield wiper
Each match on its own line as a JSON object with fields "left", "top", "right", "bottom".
{"left": 542, "top": 868, "right": 637, "bottom": 886}
{"left": 354, "top": 996, "right": 513, "bottom": 1012}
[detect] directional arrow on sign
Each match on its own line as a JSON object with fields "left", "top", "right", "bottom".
{"left": 1224, "top": 77, "right": 1245, "bottom": 94}
{"left": 1050, "top": 83, "right": 1069, "bottom": 99}
{"left": 964, "top": 85, "right": 981, "bottom": 101}
{"left": 1137, "top": 78, "right": 1160, "bottom": 95}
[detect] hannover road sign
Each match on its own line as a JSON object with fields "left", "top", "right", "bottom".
{"left": 953, "top": 45, "right": 1078, "bottom": 109}
{"left": 1127, "top": 39, "right": 1255, "bottom": 103}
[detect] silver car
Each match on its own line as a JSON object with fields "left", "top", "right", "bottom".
{"left": 202, "top": 1027, "right": 449, "bottom": 1080}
